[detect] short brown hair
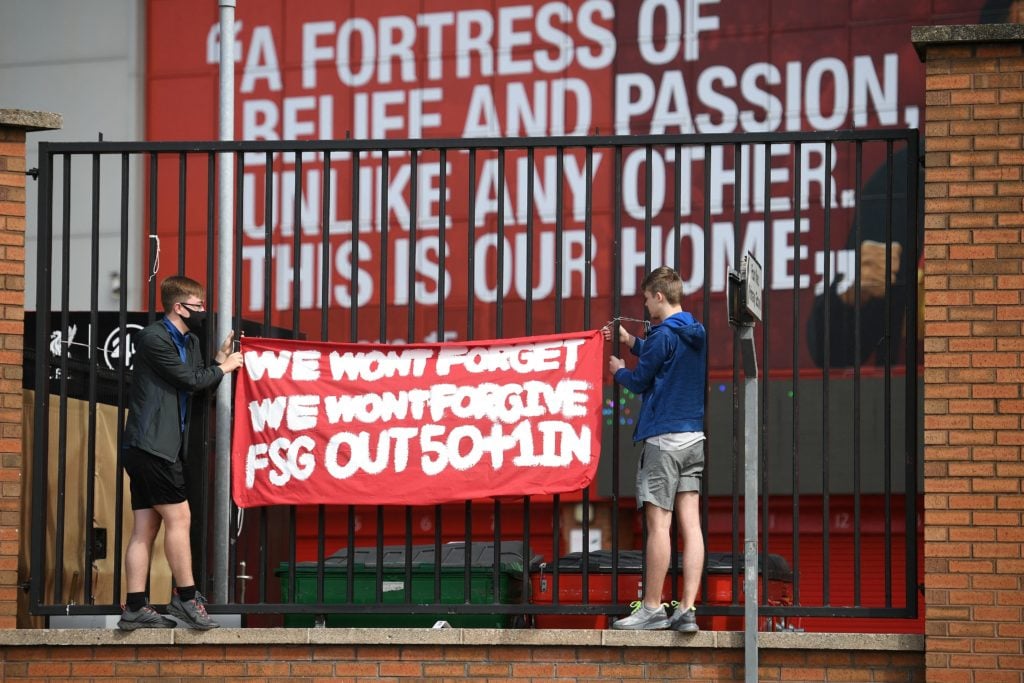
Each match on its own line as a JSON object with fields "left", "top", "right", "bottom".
{"left": 160, "top": 275, "right": 204, "bottom": 312}
{"left": 641, "top": 266, "right": 683, "bottom": 305}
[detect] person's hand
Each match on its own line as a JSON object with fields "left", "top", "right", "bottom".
{"left": 602, "top": 324, "right": 632, "bottom": 347}
{"left": 840, "top": 240, "right": 902, "bottom": 306}
{"left": 216, "top": 330, "right": 235, "bottom": 363}
{"left": 608, "top": 355, "right": 625, "bottom": 374}
{"left": 220, "top": 351, "right": 244, "bottom": 374}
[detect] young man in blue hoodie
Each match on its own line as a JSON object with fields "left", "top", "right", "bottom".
{"left": 604, "top": 266, "right": 707, "bottom": 632}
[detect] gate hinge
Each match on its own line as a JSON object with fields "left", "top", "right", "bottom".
{"left": 25, "top": 168, "right": 39, "bottom": 180}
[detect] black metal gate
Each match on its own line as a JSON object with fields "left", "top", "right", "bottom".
{"left": 27, "top": 129, "right": 919, "bottom": 629}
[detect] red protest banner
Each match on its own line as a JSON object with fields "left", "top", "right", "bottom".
{"left": 231, "top": 330, "right": 604, "bottom": 507}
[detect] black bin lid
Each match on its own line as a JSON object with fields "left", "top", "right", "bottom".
{"left": 285, "top": 541, "right": 540, "bottom": 573}
{"left": 543, "top": 550, "right": 793, "bottom": 581}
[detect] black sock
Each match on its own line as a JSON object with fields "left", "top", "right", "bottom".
{"left": 177, "top": 585, "right": 197, "bottom": 602}
{"left": 126, "top": 592, "right": 147, "bottom": 611}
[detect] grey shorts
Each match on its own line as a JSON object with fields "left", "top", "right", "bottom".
{"left": 635, "top": 439, "right": 705, "bottom": 511}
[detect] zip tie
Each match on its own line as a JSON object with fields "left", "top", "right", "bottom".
{"left": 601, "top": 316, "right": 651, "bottom": 336}
{"left": 148, "top": 234, "right": 161, "bottom": 281}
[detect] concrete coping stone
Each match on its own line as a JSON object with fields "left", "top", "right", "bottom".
{"left": 912, "top": 23, "right": 1024, "bottom": 60}
{"left": 0, "top": 109, "right": 63, "bottom": 132}
{"left": 0, "top": 627, "right": 924, "bottom": 651}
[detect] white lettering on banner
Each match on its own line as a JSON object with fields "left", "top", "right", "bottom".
{"left": 286, "top": 395, "right": 321, "bottom": 431}
{"left": 244, "top": 436, "right": 316, "bottom": 488}
{"left": 324, "top": 431, "right": 393, "bottom": 478}
{"left": 393, "top": 237, "right": 450, "bottom": 305}
{"left": 239, "top": 26, "right": 282, "bottom": 93}
{"left": 323, "top": 389, "right": 432, "bottom": 424}
{"left": 246, "top": 394, "right": 322, "bottom": 432}
{"left": 230, "top": 11, "right": 908, "bottom": 158}
{"left": 472, "top": 230, "right": 596, "bottom": 302}
{"left": 328, "top": 348, "right": 434, "bottom": 381}
{"left": 206, "top": 20, "right": 244, "bottom": 65}
{"left": 421, "top": 424, "right": 501, "bottom": 475}
{"left": 242, "top": 95, "right": 334, "bottom": 166}
{"left": 238, "top": 241, "right": 367, "bottom": 311}
{"left": 290, "top": 420, "right": 593, "bottom": 482}
{"left": 243, "top": 350, "right": 294, "bottom": 379}
{"left": 248, "top": 396, "right": 287, "bottom": 432}
{"left": 771, "top": 218, "right": 811, "bottom": 290}
{"left": 418, "top": 421, "right": 590, "bottom": 477}
{"left": 212, "top": 4, "right": 919, "bottom": 330}
{"left": 320, "top": 379, "right": 590, "bottom": 425}
{"left": 619, "top": 218, "right": 817, "bottom": 297}
{"left": 435, "top": 339, "right": 585, "bottom": 375}
{"left": 244, "top": 153, "right": 630, "bottom": 238}
{"left": 244, "top": 342, "right": 590, "bottom": 425}
{"left": 238, "top": 229, "right": 595, "bottom": 313}
{"left": 618, "top": 143, "right": 837, "bottom": 222}
{"left": 614, "top": 55, "right": 903, "bottom": 135}
{"left": 291, "top": 351, "right": 322, "bottom": 380}
{"left": 297, "top": 2, "right": 616, "bottom": 88}
{"left": 353, "top": 87, "right": 443, "bottom": 139}
{"left": 243, "top": 349, "right": 322, "bottom": 380}
{"left": 462, "top": 79, "right": 592, "bottom": 137}
{"left": 853, "top": 54, "right": 899, "bottom": 126}
{"left": 417, "top": 12, "right": 455, "bottom": 80}
{"left": 237, "top": 216, "right": 839, "bottom": 314}
{"left": 636, "top": 0, "right": 720, "bottom": 65}
{"left": 237, "top": 335, "right": 600, "bottom": 491}
{"left": 518, "top": 421, "right": 592, "bottom": 466}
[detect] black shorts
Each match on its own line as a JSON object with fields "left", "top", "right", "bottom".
{"left": 122, "top": 446, "right": 187, "bottom": 510}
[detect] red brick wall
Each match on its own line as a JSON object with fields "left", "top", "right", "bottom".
{"left": 0, "top": 127, "right": 28, "bottom": 630}
{"left": 920, "top": 37, "right": 1024, "bottom": 682}
{"left": 0, "top": 643, "right": 923, "bottom": 682}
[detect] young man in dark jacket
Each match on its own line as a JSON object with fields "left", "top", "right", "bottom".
{"left": 118, "top": 275, "right": 243, "bottom": 630}
{"left": 605, "top": 266, "right": 707, "bottom": 632}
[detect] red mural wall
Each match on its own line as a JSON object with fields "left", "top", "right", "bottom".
{"left": 145, "top": 0, "right": 986, "bottom": 373}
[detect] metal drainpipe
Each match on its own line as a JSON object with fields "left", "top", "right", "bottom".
{"left": 740, "top": 324, "right": 759, "bottom": 683}
{"left": 213, "top": 0, "right": 236, "bottom": 605}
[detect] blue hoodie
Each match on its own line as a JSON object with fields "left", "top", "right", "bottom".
{"left": 613, "top": 311, "right": 707, "bottom": 442}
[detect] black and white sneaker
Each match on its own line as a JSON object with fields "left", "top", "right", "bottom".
{"left": 117, "top": 604, "right": 176, "bottom": 631}
{"left": 167, "top": 590, "right": 220, "bottom": 630}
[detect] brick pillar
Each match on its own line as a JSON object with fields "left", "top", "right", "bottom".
{"left": 0, "top": 109, "right": 61, "bottom": 628}
{"left": 913, "top": 25, "right": 1024, "bottom": 682}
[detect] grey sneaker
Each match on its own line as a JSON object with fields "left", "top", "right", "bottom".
{"left": 117, "top": 604, "right": 176, "bottom": 631}
{"left": 669, "top": 602, "right": 699, "bottom": 633}
{"left": 167, "top": 591, "right": 220, "bottom": 630}
{"left": 611, "top": 601, "right": 670, "bottom": 630}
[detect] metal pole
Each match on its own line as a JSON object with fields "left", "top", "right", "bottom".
{"left": 213, "top": 0, "right": 236, "bottom": 604}
{"left": 739, "top": 325, "right": 759, "bottom": 683}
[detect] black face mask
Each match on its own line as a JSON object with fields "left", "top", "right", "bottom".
{"left": 182, "top": 309, "right": 207, "bottom": 332}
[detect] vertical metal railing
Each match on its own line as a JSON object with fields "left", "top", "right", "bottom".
{"left": 27, "top": 131, "right": 919, "bottom": 628}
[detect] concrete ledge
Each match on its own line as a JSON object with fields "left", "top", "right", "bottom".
{"left": 0, "top": 627, "right": 924, "bottom": 651}
{"left": 912, "top": 23, "right": 1024, "bottom": 60}
{"left": 0, "top": 109, "right": 63, "bottom": 132}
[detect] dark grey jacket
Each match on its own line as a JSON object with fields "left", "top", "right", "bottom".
{"left": 123, "top": 320, "right": 224, "bottom": 462}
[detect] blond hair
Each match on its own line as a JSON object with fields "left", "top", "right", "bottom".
{"left": 641, "top": 266, "right": 683, "bottom": 305}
